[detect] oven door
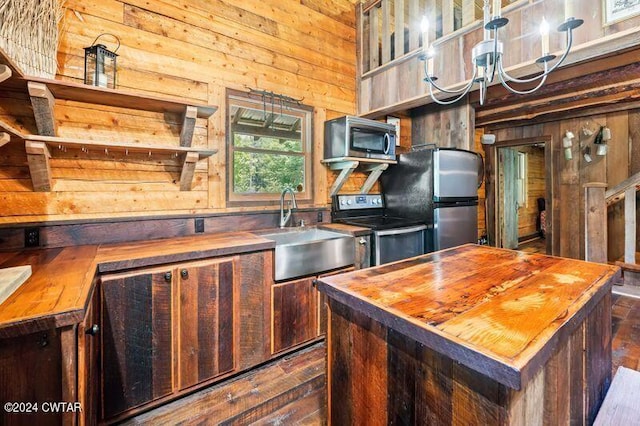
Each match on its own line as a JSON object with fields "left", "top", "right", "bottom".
{"left": 373, "top": 225, "right": 427, "bottom": 265}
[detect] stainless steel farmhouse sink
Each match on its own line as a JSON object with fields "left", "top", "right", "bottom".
{"left": 261, "top": 228, "right": 354, "bottom": 281}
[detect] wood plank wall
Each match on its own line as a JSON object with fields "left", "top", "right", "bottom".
{"left": 514, "top": 145, "right": 545, "bottom": 238}
{"left": 0, "top": 0, "right": 359, "bottom": 225}
{"left": 483, "top": 108, "right": 640, "bottom": 262}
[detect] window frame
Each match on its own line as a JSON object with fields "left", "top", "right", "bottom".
{"left": 226, "top": 89, "right": 314, "bottom": 207}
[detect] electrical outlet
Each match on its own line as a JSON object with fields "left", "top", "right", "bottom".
{"left": 25, "top": 227, "right": 40, "bottom": 247}
{"left": 195, "top": 218, "right": 205, "bottom": 233}
{"left": 317, "top": 211, "right": 323, "bottom": 223}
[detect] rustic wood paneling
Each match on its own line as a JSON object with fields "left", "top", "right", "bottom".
{"left": 359, "top": 0, "right": 640, "bottom": 117}
{"left": 101, "top": 267, "right": 174, "bottom": 419}
{"left": 0, "top": 0, "right": 359, "bottom": 224}
{"left": 0, "top": 329, "right": 63, "bottom": 426}
{"left": 272, "top": 277, "right": 318, "bottom": 354}
{"left": 178, "top": 258, "right": 236, "bottom": 390}
{"left": 485, "top": 107, "right": 640, "bottom": 261}
{"left": 326, "top": 292, "right": 613, "bottom": 425}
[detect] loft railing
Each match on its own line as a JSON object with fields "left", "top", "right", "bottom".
{"left": 360, "top": 0, "right": 479, "bottom": 74}
{"left": 585, "top": 171, "right": 640, "bottom": 264}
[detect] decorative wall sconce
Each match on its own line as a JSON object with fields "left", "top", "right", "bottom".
{"left": 563, "top": 130, "right": 574, "bottom": 160}
{"left": 84, "top": 33, "right": 120, "bottom": 89}
{"left": 594, "top": 126, "right": 611, "bottom": 156}
{"left": 564, "top": 147, "right": 572, "bottom": 160}
{"left": 562, "top": 130, "right": 575, "bottom": 148}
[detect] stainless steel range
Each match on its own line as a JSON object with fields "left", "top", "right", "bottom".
{"left": 331, "top": 194, "right": 427, "bottom": 266}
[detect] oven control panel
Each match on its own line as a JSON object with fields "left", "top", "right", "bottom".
{"left": 335, "top": 194, "right": 384, "bottom": 210}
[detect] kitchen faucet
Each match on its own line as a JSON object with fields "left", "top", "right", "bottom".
{"left": 279, "top": 187, "right": 298, "bottom": 228}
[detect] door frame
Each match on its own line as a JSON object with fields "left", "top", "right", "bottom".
{"left": 483, "top": 135, "right": 554, "bottom": 255}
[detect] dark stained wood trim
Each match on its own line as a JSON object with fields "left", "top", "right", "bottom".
{"left": 476, "top": 51, "right": 640, "bottom": 127}
{"left": 483, "top": 136, "right": 553, "bottom": 253}
{"left": 0, "top": 208, "right": 329, "bottom": 250}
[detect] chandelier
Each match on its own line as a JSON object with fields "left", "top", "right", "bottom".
{"left": 419, "top": 0, "right": 583, "bottom": 106}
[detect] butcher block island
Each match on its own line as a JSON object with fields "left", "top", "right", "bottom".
{"left": 316, "top": 244, "right": 621, "bottom": 425}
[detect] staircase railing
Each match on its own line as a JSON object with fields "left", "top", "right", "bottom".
{"left": 585, "top": 171, "right": 640, "bottom": 264}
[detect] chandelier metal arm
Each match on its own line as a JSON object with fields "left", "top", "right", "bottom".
{"left": 423, "top": 61, "right": 478, "bottom": 95}
{"left": 497, "top": 30, "right": 574, "bottom": 84}
{"left": 428, "top": 77, "right": 477, "bottom": 105}
{"left": 498, "top": 63, "right": 549, "bottom": 95}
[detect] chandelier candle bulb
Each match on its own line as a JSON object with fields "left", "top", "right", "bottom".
{"left": 421, "top": 16, "right": 429, "bottom": 53}
{"left": 565, "top": 0, "right": 573, "bottom": 19}
{"left": 540, "top": 19, "right": 550, "bottom": 55}
{"left": 493, "top": 0, "right": 501, "bottom": 17}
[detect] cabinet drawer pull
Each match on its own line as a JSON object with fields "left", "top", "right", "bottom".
{"left": 180, "top": 269, "right": 189, "bottom": 279}
{"left": 86, "top": 324, "right": 100, "bottom": 336}
{"left": 164, "top": 272, "right": 172, "bottom": 282}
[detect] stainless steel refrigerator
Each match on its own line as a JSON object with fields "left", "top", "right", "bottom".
{"left": 380, "top": 147, "right": 483, "bottom": 252}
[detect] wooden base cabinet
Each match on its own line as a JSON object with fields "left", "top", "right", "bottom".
{"left": 271, "top": 267, "right": 355, "bottom": 355}
{"left": 272, "top": 277, "right": 318, "bottom": 354}
{"left": 101, "top": 266, "right": 174, "bottom": 419}
{"left": 100, "top": 257, "right": 239, "bottom": 421}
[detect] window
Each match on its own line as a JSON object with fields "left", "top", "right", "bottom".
{"left": 226, "top": 90, "right": 313, "bottom": 205}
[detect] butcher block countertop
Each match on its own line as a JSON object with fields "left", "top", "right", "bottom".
{"left": 0, "top": 232, "right": 274, "bottom": 338}
{"left": 316, "top": 244, "right": 621, "bottom": 390}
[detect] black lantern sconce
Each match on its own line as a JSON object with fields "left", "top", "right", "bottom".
{"left": 84, "top": 33, "right": 120, "bottom": 89}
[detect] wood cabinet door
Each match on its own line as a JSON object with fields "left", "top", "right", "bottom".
{"left": 272, "top": 277, "right": 318, "bottom": 354}
{"left": 0, "top": 330, "right": 62, "bottom": 426}
{"left": 178, "top": 258, "right": 235, "bottom": 390}
{"left": 101, "top": 268, "right": 174, "bottom": 420}
{"left": 78, "top": 286, "right": 99, "bottom": 426}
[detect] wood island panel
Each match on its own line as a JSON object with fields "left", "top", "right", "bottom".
{"left": 318, "top": 244, "right": 621, "bottom": 425}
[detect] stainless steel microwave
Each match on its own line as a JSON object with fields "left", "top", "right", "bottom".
{"left": 324, "top": 116, "right": 396, "bottom": 161}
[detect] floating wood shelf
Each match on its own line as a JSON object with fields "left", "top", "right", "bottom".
{"left": 23, "top": 135, "right": 216, "bottom": 192}
{"left": 321, "top": 157, "right": 396, "bottom": 196}
{"left": 0, "top": 47, "right": 219, "bottom": 192}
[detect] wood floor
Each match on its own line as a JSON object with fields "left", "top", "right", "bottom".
{"left": 612, "top": 294, "right": 640, "bottom": 374}
{"left": 518, "top": 237, "right": 547, "bottom": 254}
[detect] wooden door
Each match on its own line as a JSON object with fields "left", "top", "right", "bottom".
{"left": 101, "top": 267, "right": 174, "bottom": 420}
{"left": 78, "top": 286, "right": 100, "bottom": 426}
{"left": 500, "top": 147, "right": 519, "bottom": 249}
{"left": 178, "top": 258, "right": 236, "bottom": 390}
{"left": 272, "top": 277, "right": 318, "bottom": 354}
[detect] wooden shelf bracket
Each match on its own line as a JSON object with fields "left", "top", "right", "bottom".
{"left": 27, "top": 82, "right": 57, "bottom": 136}
{"left": 25, "top": 141, "right": 52, "bottom": 191}
{"left": 327, "top": 160, "right": 359, "bottom": 196}
{"left": 360, "top": 163, "right": 389, "bottom": 194}
{"left": 0, "top": 132, "right": 9, "bottom": 148}
{"left": 180, "top": 106, "right": 198, "bottom": 147}
{"left": 179, "top": 151, "right": 200, "bottom": 191}
{"left": 323, "top": 157, "right": 395, "bottom": 196}
{"left": 0, "top": 64, "right": 11, "bottom": 84}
